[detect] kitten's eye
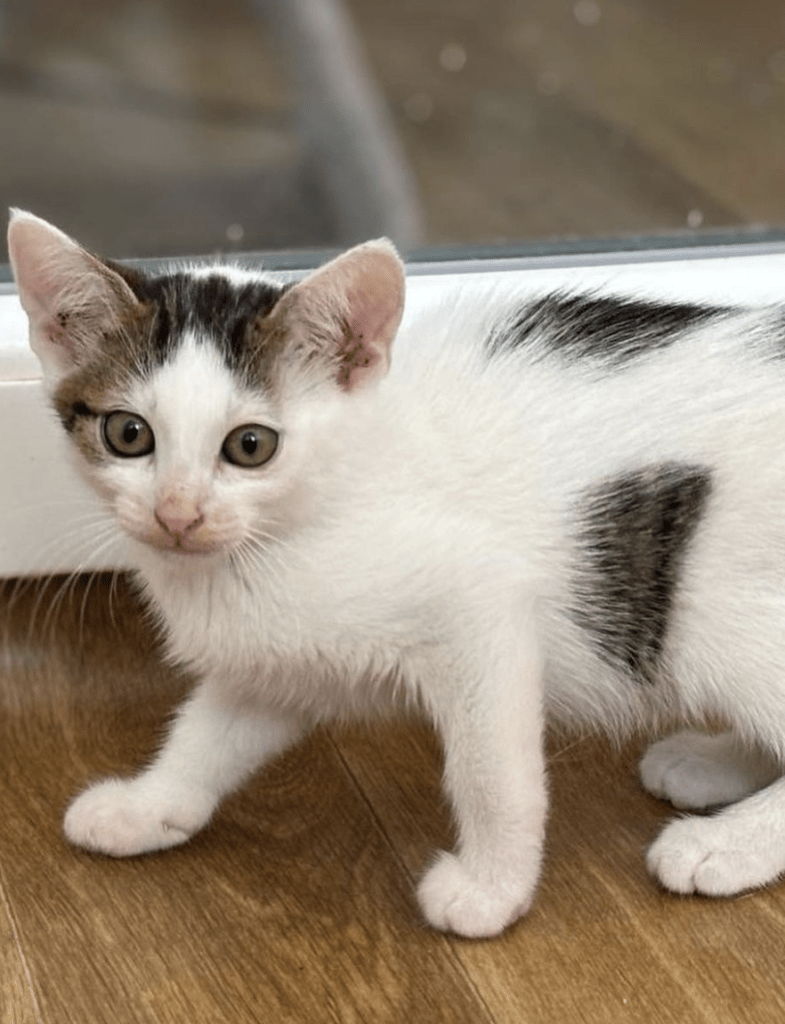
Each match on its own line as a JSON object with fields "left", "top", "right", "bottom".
{"left": 102, "top": 411, "right": 155, "bottom": 458}
{"left": 222, "top": 424, "right": 279, "bottom": 468}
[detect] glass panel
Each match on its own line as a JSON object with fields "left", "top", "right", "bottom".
{"left": 2, "top": 0, "right": 785, "bottom": 265}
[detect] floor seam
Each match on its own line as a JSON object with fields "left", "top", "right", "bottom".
{"left": 325, "top": 726, "right": 499, "bottom": 1024}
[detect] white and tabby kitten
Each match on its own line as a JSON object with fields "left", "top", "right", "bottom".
{"left": 8, "top": 209, "right": 785, "bottom": 937}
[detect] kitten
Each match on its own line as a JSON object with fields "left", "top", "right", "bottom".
{"left": 8, "top": 209, "right": 785, "bottom": 938}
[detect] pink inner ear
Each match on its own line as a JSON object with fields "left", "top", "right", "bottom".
{"left": 331, "top": 244, "right": 405, "bottom": 391}
{"left": 9, "top": 217, "right": 84, "bottom": 364}
{"left": 24, "top": 266, "right": 87, "bottom": 368}
{"left": 9, "top": 213, "right": 142, "bottom": 377}
{"left": 27, "top": 271, "right": 69, "bottom": 340}
{"left": 20, "top": 276, "right": 80, "bottom": 367}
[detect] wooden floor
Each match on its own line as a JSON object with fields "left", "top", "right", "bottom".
{"left": 5, "top": 0, "right": 785, "bottom": 1021}
{"left": 3, "top": 577, "right": 785, "bottom": 1023}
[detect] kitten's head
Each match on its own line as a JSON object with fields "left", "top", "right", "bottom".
{"left": 7, "top": 210, "right": 405, "bottom": 560}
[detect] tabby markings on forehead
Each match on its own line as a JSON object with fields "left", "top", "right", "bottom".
{"left": 571, "top": 464, "right": 712, "bottom": 685}
{"left": 486, "top": 292, "right": 724, "bottom": 366}
{"left": 116, "top": 265, "right": 292, "bottom": 385}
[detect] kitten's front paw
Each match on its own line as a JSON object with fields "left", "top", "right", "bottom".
{"left": 647, "top": 815, "right": 779, "bottom": 896}
{"left": 417, "top": 851, "right": 537, "bottom": 938}
{"left": 64, "top": 777, "right": 215, "bottom": 857}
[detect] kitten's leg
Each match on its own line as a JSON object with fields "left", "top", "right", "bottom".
{"left": 416, "top": 615, "right": 547, "bottom": 938}
{"left": 64, "top": 679, "right": 306, "bottom": 856}
{"left": 640, "top": 731, "right": 781, "bottom": 810}
{"left": 647, "top": 772, "right": 785, "bottom": 896}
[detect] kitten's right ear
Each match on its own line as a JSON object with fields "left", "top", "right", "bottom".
{"left": 7, "top": 209, "right": 141, "bottom": 382}
{"left": 275, "top": 237, "right": 405, "bottom": 392}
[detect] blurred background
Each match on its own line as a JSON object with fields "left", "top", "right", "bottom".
{"left": 2, "top": 0, "right": 785, "bottom": 262}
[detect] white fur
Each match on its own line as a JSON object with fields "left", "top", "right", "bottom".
{"left": 12, "top": 213, "right": 785, "bottom": 937}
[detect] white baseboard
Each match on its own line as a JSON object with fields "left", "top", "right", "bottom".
{"left": 3, "top": 249, "right": 785, "bottom": 577}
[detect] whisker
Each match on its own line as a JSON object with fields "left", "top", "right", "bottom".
{"left": 239, "top": 532, "right": 289, "bottom": 584}
{"left": 23, "top": 522, "right": 124, "bottom": 643}
{"left": 3, "top": 510, "right": 121, "bottom": 583}
{"left": 107, "top": 569, "right": 122, "bottom": 631}
{"left": 248, "top": 523, "right": 300, "bottom": 557}
{"left": 77, "top": 571, "right": 98, "bottom": 646}
{"left": 229, "top": 536, "right": 274, "bottom": 585}
{"left": 32, "top": 572, "right": 78, "bottom": 644}
{"left": 232, "top": 531, "right": 306, "bottom": 653}
{"left": 244, "top": 524, "right": 302, "bottom": 573}
{"left": 75, "top": 560, "right": 121, "bottom": 647}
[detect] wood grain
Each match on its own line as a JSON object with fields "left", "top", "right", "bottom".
{"left": 0, "top": 865, "right": 44, "bottom": 1024}
{"left": 3, "top": 562, "right": 785, "bottom": 1024}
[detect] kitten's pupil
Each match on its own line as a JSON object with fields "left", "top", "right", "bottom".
{"left": 242, "top": 430, "right": 258, "bottom": 455}
{"left": 123, "top": 422, "right": 140, "bottom": 445}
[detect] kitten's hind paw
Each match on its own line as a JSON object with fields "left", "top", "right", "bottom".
{"left": 640, "top": 731, "right": 778, "bottom": 810}
{"left": 417, "top": 851, "right": 536, "bottom": 938}
{"left": 64, "top": 777, "right": 215, "bottom": 857}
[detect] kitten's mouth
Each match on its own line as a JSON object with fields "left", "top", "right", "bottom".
{"left": 132, "top": 528, "right": 226, "bottom": 557}
{"left": 156, "top": 535, "right": 222, "bottom": 556}
{"left": 120, "top": 508, "right": 234, "bottom": 558}
{"left": 161, "top": 542, "right": 215, "bottom": 556}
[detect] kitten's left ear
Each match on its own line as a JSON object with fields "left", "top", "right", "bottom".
{"left": 278, "top": 238, "right": 405, "bottom": 391}
{"left": 7, "top": 209, "right": 142, "bottom": 382}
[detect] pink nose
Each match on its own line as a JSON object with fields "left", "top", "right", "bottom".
{"left": 155, "top": 496, "right": 204, "bottom": 538}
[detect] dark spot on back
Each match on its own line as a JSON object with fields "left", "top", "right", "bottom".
{"left": 571, "top": 464, "right": 712, "bottom": 684}
{"left": 486, "top": 293, "right": 723, "bottom": 367}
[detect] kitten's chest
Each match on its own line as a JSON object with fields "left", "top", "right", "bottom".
{"left": 149, "top": 557, "right": 328, "bottom": 659}
{"left": 140, "top": 541, "right": 417, "bottom": 716}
